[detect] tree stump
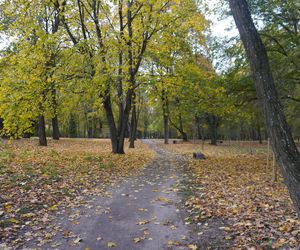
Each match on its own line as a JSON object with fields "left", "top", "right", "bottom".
{"left": 193, "top": 152, "right": 205, "bottom": 160}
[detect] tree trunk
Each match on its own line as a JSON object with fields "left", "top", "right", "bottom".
{"left": 51, "top": 85, "right": 60, "bottom": 140}
{"left": 99, "top": 118, "right": 103, "bottom": 135}
{"left": 164, "top": 114, "right": 169, "bottom": 144}
{"left": 210, "top": 125, "right": 217, "bottom": 145}
{"left": 195, "top": 116, "right": 202, "bottom": 140}
{"left": 103, "top": 0, "right": 148, "bottom": 154}
{"left": 87, "top": 118, "right": 93, "bottom": 138}
{"left": 103, "top": 96, "right": 123, "bottom": 154}
{"left": 206, "top": 114, "right": 218, "bottom": 145}
{"left": 143, "top": 119, "right": 149, "bottom": 139}
{"left": 179, "top": 114, "right": 188, "bottom": 141}
{"left": 257, "top": 123, "right": 262, "bottom": 144}
{"left": 52, "top": 115, "right": 60, "bottom": 140}
{"left": 169, "top": 117, "right": 189, "bottom": 142}
{"left": 38, "top": 115, "right": 47, "bottom": 146}
{"left": 0, "top": 118, "right": 3, "bottom": 131}
{"left": 182, "top": 132, "right": 188, "bottom": 142}
{"left": 103, "top": 87, "right": 133, "bottom": 154}
{"left": 129, "top": 96, "right": 137, "bottom": 148}
{"left": 230, "top": 0, "right": 300, "bottom": 217}
{"left": 162, "top": 88, "right": 169, "bottom": 144}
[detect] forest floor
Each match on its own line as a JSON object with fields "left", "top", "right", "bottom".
{"left": 0, "top": 139, "right": 299, "bottom": 249}
{"left": 0, "top": 138, "right": 154, "bottom": 249}
{"left": 164, "top": 140, "right": 300, "bottom": 249}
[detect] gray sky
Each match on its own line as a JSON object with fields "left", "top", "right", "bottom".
{"left": 206, "top": 0, "right": 238, "bottom": 39}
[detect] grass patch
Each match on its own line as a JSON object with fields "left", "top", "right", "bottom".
{"left": 84, "top": 154, "right": 103, "bottom": 163}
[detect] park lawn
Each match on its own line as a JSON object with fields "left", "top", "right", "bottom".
{"left": 165, "top": 141, "right": 300, "bottom": 248}
{"left": 0, "top": 138, "right": 155, "bottom": 245}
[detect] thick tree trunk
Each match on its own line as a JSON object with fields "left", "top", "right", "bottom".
{"left": 52, "top": 115, "right": 60, "bottom": 140}
{"left": 103, "top": 88, "right": 133, "bottom": 154}
{"left": 38, "top": 115, "right": 47, "bottom": 146}
{"left": 210, "top": 125, "right": 217, "bottom": 145}
{"left": 230, "top": 0, "right": 300, "bottom": 217}
{"left": 103, "top": 97, "right": 123, "bottom": 154}
{"left": 207, "top": 114, "right": 218, "bottom": 145}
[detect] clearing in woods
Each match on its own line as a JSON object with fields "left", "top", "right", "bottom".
{"left": 0, "top": 139, "right": 299, "bottom": 249}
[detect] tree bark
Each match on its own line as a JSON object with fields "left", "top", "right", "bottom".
{"left": 0, "top": 118, "right": 3, "bottom": 132}
{"left": 162, "top": 89, "right": 169, "bottom": 144}
{"left": 179, "top": 114, "right": 188, "bottom": 141}
{"left": 38, "top": 115, "right": 47, "bottom": 146}
{"left": 257, "top": 123, "right": 262, "bottom": 144}
{"left": 164, "top": 114, "right": 169, "bottom": 144}
{"left": 103, "top": 95, "right": 122, "bottom": 153}
{"left": 195, "top": 115, "right": 202, "bottom": 140}
{"left": 230, "top": 0, "right": 300, "bottom": 217}
{"left": 129, "top": 95, "right": 137, "bottom": 148}
{"left": 169, "top": 116, "right": 188, "bottom": 141}
{"left": 51, "top": 83, "right": 60, "bottom": 140}
{"left": 52, "top": 115, "right": 60, "bottom": 140}
{"left": 87, "top": 115, "right": 93, "bottom": 138}
{"left": 206, "top": 114, "right": 218, "bottom": 145}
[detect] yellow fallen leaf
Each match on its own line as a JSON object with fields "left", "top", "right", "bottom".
{"left": 49, "top": 205, "right": 58, "bottom": 211}
{"left": 107, "top": 242, "right": 117, "bottom": 248}
{"left": 156, "top": 197, "right": 171, "bottom": 203}
{"left": 133, "top": 237, "right": 141, "bottom": 243}
{"left": 279, "top": 224, "right": 291, "bottom": 232}
{"left": 21, "top": 213, "right": 35, "bottom": 218}
{"left": 9, "top": 218, "right": 19, "bottom": 224}
{"left": 138, "top": 208, "right": 148, "bottom": 212}
{"left": 188, "top": 245, "right": 198, "bottom": 250}
{"left": 136, "top": 220, "right": 150, "bottom": 225}
{"left": 4, "top": 204, "right": 13, "bottom": 211}
{"left": 168, "top": 240, "right": 174, "bottom": 246}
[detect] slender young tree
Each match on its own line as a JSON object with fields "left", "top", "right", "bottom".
{"left": 229, "top": 0, "right": 300, "bottom": 217}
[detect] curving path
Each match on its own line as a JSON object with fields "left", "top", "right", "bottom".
{"left": 25, "top": 140, "right": 197, "bottom": 250}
